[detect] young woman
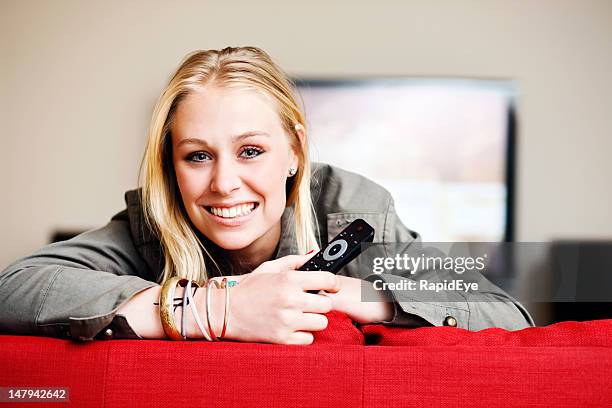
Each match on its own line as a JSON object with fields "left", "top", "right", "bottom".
{"left": 0, "top": 46, "right": 534, "bottom": 344}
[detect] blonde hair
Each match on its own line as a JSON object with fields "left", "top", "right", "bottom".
{"left": 138, "top": 46, "right": 319, "bottom": 284}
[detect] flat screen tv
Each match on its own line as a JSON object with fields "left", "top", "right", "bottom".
{"left": 293, "top": 78, "right": 516, "bottom": 242}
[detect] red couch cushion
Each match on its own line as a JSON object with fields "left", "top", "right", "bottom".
{"left": 0, "top": 335, "right": 108, "bottom": 406}
{"left": 361, "top": 319, "right": 612, "bottom": 347}
{"left": 313, "top": 311, "right": 364, "bottom": 345}
{"left": 0, "top": 335, "right": 364, "bottom": 408}
{"left": 2, "top": 319, "right": 612, "bottom": 407}
{"left": 363, "top": 344, "right": 612, "bottom": 407}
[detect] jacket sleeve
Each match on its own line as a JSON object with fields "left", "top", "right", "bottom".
{"left": 364, "top": 199, "right": 535, "bottom": 331}
{"left": 0, "top": 217, "right": 159, "bottom": 341}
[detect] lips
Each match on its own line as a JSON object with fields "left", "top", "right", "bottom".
{"left": 205, "top": 202, "right": 259, "bottom": 219}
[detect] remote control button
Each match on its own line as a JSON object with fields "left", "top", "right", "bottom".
{"left": 323, "top": 239, "right": 348, "bottom": 261}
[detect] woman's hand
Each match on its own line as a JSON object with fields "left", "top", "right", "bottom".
{"left": 320, "top": 275, "right": 395, "bottom": 324}
{"left": 219, "top": 254, "right": 341, "bottom": 345}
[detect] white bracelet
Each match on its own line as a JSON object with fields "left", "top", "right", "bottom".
{"left": 206, "top": 279, "right": 221, "bottom": 341}
{"left": 186, "top": 280, "right": 213, "bottom": 341}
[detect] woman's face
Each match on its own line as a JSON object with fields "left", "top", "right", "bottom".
{"left": 171, "top": 86, "right": 298, "bottom": 254}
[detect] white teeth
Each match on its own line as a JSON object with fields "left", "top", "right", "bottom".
{"left": 209, "top": 203, "right": 256, "bottom": 218}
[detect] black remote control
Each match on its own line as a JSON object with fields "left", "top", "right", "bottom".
{"left": 299, "top": 219, "right": 374, "bottom": 293}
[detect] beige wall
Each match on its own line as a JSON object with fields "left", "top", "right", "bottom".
{"left": 2, "top": 0, "right": 612, "bottom": 272}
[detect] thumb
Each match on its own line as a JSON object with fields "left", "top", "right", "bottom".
{"left": 273, "top": 249, "right": 319, "bottom": 272}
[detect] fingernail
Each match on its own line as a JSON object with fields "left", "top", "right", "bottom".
{"left": 306, "top": 249, "right": 315, "bottom": 255}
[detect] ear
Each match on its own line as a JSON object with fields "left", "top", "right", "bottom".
{"left": 294, "top": 123, "right": 306, "bottom": 147}
{"left": 289, "top": 123, "right": 306, "bottom": 170}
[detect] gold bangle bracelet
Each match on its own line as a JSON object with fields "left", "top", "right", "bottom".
{"left": 160, "top": 277, "right": 188, "bottom": 341}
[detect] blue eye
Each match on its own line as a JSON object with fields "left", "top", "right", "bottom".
{"left": 186, "top": 152, "right": 211, "bottom": 163}
{"left": 240, "top": 146, "right": 264, "bottom": 159}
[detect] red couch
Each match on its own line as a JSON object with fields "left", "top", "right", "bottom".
{"left": 2, "top": 313, "right": 611, "bottom": 407}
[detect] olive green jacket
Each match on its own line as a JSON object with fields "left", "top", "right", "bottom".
{"left": 0, "top": 163, "right": 534, "bottom": 341}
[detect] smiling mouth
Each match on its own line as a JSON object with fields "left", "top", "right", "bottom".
{"left": 204, "top": 202, "right": 259, "bottom": 219}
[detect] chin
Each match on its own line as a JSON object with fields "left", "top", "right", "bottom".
{"left": 214, "top": 238, "right": 253, "bottom": 251}
{"left": 206, "top": 231, "right": 255, "bottom": 251}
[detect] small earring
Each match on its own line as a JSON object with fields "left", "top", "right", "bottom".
{"left": 288, "top": 168, "right": 297, "bottom": 176}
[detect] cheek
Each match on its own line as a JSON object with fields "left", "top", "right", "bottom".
{"left": 174, "top": 165, "right": 207, "bottom": 203}
{"left": 261, "top": 156, "right": 290, "bottom": 190}
{"left": 245, "top": 159, "right": 289, "bottom": 206}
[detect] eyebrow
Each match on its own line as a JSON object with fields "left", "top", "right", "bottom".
{"left": 175, "top": 131, "right": 270, "bottom": 148}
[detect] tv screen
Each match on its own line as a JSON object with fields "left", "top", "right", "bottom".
{"left": 294, "top": 78, "right": 515, "bottom": 242}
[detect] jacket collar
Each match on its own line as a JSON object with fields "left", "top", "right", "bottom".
{"left": 275, "top": 205, "right": 299, "bottom": 258}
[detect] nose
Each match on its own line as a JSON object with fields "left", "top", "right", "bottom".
{"left": 209, "top": 157, "right": 242, "bottom": 195}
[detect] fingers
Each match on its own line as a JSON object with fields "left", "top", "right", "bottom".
{"left": 304, "top": 250, "right": 318, "bottom": 262}
{"left": 271, "top": 252, "right": 318, "bottom": 272}
{"left": 251, "top": 252, "right": 318, "bottom": 275}
{"left": 287, "top": 271, "right": 340, "bottom": 293}
{"left": 294, "top": 312, "right": 329, "bottom": 332}
{"left": 285, "top": 331, "right": 314, "bottom": 345}
{"left": 298, "top": 292, "right": 333, "bottom": 314}
{"left": 275, "top": 312, "right": 329, "bottom": 345}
